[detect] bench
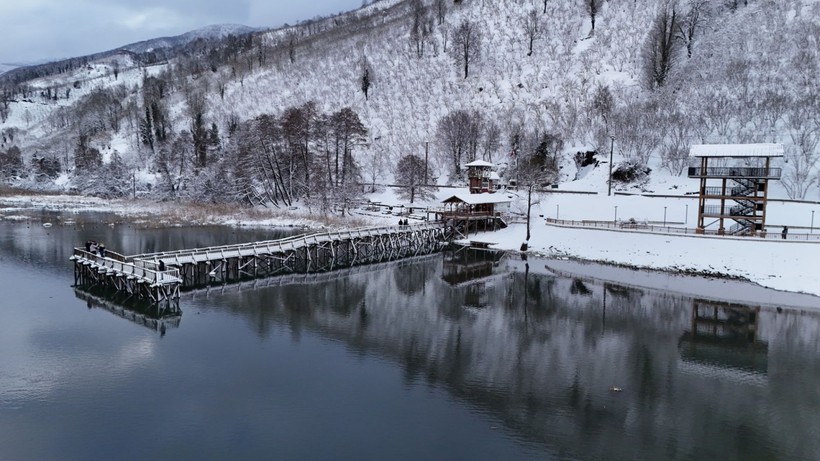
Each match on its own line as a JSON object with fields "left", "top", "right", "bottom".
{"left": 469, "top": 241, "right": 496, "bottom": 249}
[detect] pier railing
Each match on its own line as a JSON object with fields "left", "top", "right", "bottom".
{"left": 128, "top": 221, "right": 447, "bottom": 268}
{"left": 72, "top": 248, "right": 181, "bottom": 284}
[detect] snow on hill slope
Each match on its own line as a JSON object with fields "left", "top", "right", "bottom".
{"left": 0, "top": 0, "right": 817, "bottom": 201}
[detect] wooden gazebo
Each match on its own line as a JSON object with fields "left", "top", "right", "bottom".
{"left": 439, "top": 193, "right": 510, "bottom": 238}
{"left": 688, "top": 143, "right": 783, "bottom": 236}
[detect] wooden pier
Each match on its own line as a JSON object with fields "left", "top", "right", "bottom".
{"left": 72, "top": 222, "right": 450, "bottom": 304}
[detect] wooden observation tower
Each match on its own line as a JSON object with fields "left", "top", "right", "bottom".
{"left": 688, "top": 143, "right": 783, "bottom": 236}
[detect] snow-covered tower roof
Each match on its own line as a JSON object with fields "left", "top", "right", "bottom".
{"left": 689, "top": 144, "right": 785, "bottom": 158}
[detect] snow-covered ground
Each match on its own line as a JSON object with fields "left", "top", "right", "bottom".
{"left": 2, "top": 170, "right": 819, "bottom": 298}
{"left": 360, "top": 174, "right": 820, "bottom": 297}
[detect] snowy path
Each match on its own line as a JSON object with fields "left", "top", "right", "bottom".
{"left": 468, "top": 223, "right": 820, "bottom": 297}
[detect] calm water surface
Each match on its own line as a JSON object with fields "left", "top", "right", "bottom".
{"left": 1, "top": 215, "right": 819, "bottom": 460}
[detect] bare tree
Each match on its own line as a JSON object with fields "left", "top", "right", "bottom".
{"left": 481, "top": 121, "right": 501, "bottom": 161}
{"left": 523, "top": 10, "right": 541, "bottom": 56}
{"left": 435, "top": 0, "right": 447, "bottom": 24}
{"left": 642, "top": 4, "right": 681, "bottom": 90}
{"left": 677, "top": 0, "right": 709, "bottom": 58}
{"left": 186, "top": 92, "right": 208, "bottom": 168}
{"left": 585, "top": 0, "right": 604, "bottom": 33}
{"left": 360, "top": 57, "right": 373, "bottom": 100}
{"left": 782, "top": 103, "right": 820, "bottom": 199}
{"left": 450, "top": 20, "right": 481, "bottom": 79}
{"left": 395, "top": 154, "right": 436, "bottom": 203}
{"left": 437, "top": 109, "right": 484, "bottom": 179}
{"left": 660, "top": 108, "right": 693, "bottom": 175}
{"left": 510, "top": 132, "right": 561, "bottom": 243}
{"left": 409, "top": 0, "right": 429, "bottom": 58}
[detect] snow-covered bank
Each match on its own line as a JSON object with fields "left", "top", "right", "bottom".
{"left": 467, "top": 223, "right": 820, "bottom": 298}
{"left": 0, "top": 194, "right": 387, "bottom": 229}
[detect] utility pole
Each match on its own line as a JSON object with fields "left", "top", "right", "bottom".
{"left": 608, "top": 136, "right": 615, "bottom": 196}
{"left": 424, "top": 141, "right": 429, "bottom": 186}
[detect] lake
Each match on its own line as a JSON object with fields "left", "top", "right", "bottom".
{"left": 1, "top": 214, "right": 819, "bottom": 460}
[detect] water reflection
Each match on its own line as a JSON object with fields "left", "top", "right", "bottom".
{"left": 679, "top": 300, "right": 768, "bottom": 375}
{"left": 442, "top": 247, "right": 508, "bottom": 308}
{"left": 207, "top": 250, "right": 820, "bottom": 460}
{"left": 3, "top": 218, "right": 819, "bottom": 460}
{"left": 73, "top": 288, "right": 181, "bottom": 336}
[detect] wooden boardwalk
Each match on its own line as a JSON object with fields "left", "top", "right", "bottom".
{"left": 72, "top": 222, "right": 450, "bottom": 304}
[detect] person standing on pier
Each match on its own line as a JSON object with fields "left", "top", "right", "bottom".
{"left": 98, "top": 243, "right": 106, "bottom": 258}
{"left": 782, "top": 226, "right": 788, "bottom": 240}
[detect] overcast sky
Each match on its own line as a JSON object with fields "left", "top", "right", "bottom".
{"left": 0, "top": 0, "right": 364, "bottom": 64}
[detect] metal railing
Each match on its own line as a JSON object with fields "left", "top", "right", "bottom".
{"left": 545, "top": 218, "right": 820, "bottom": 241}
{"left": 702, "top": 185, "right": 757, "bottom": 197}
{"left": 688, "top": 167, "right": 781, "bottom": 179}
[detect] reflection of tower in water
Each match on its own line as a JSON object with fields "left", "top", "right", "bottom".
{"left": 678, "top": 299, "right": 768, "bottom": 374}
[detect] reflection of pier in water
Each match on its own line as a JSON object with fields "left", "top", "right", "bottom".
{"left": 183, "top": 253, "right": 442, "bottom": 300}
{"left": 679, "top": 299, "right": 769, "bottom": 375}
{"left": 73, "top": 288, "right": 181, "bottom": 335}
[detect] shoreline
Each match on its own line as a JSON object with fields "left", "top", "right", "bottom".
{"left": 3, "top": 193, "right": 819, "bottom": 300}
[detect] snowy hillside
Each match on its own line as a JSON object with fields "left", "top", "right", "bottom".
{"left": 120, "top": 24, "right": 258, "bottom": 54}
{"left": 0, "top": 0, "right": 818, "bottom": 203}
{"left": 0, "top": 64, "right": 17, "bottom": 76}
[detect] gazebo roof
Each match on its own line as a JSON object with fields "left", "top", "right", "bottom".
{"left": 690, "top": 143, "right": 784, "bottom": 158}
{"left": 442, "top": 193, "right": 511, "bottom": 205}
{"left": 464, "top": 160, "right": 495, "bottom": 168}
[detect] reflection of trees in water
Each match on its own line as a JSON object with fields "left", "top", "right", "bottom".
{"left": 201, "top": 256, "right": 820, "bottom": 460}
{"left": 221, "top": 276, "right": 368, "bottom": 340}
{"left": 570, "top": 278, "right": 592, "bottom": 296}
{"left": 392, "top": 259, "right": 431, "bottom": 296}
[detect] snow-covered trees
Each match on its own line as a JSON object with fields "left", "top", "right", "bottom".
{"left": 222, "top": 105, "right": 369, "bottom": 210}
{"left": 0, "top": 146, "right": 23, "bottom": 178}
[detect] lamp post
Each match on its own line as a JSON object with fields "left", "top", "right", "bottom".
{"left": 614, "top": 206, "right": 618, "bottom": 223}
{"left": 556, "top": 204, "right": 560, "bottom": 220}
{"left": 608, "top": 136, "right": 615, "bottom": 197}
{"left": 685, "top": 204, "right": 689, "bottom": 225}
{"left": 812, "top": 210, "right": 815, "bottom": 234}
{"left": 663, "top": 206, "right": 667, "bottom": 227}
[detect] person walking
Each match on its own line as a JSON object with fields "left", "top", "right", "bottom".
{"left": 781, "top": 226, "right": 788, "bottom": 240}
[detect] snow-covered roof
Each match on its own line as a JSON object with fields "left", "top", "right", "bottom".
{"left": 464, "top": 160, "right": 495, "bottom": 168}
{"left": 488, "top": 172, "right": 501, "bottom": 180}
{"left": 690, "top": 143, "right": 784, "bottom": 158}
{"left": 442, "top": 193, "right": 511, "bottom": 205}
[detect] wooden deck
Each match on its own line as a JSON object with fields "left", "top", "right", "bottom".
{"left": 72, "top": 222, "right": 450, "bottom": 304}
